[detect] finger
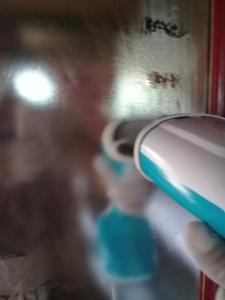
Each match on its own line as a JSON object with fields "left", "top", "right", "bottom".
{"left": 185, "top": 221, "right": 225, "bottom": 289}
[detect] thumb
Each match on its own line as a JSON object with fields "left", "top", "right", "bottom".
{"left": 185, "top": 221, "right": 225, "bottom": 289}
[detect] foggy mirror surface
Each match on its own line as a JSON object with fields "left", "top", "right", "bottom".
{"left": 0, "top": 0, "right": 210, "bottom": 299}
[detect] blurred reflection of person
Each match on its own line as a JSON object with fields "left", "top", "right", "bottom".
{"left": 0, "top": 96, "right": 105, "bottom": 300}
{"left": 93, "top": 122, "right": 157, "bottom": 300}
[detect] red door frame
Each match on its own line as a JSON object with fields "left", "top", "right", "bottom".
{"left": 201, "top": 0, "right": 225, "bottom": 299}
{"left": 209, "top": 0, "right": 225, "bottom": 116}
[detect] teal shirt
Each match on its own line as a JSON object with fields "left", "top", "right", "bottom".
{"left": 96, "top": 206, "right": 156, "bottom": 282}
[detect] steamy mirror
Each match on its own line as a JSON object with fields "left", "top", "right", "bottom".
{"left": 0, "top": 0, "right": 210, "bottom": 299}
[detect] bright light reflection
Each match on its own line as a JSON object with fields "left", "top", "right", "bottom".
{"left": 13, "top": 68, "right": 56, "bottom": 106}
{"left": 111, "top": 73, "right": 158, "bottom": 118}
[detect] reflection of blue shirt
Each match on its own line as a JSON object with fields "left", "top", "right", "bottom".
{"left": 101, "top": 147, "right": 125, "bottom": 178}
{"left": 96, "top": 206, "right": 156, "bottom": 282}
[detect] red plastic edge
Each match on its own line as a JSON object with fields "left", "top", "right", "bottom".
{"left": 209, "top": 0, "right": 225, "bottom": 116}
{"left": 201, "top": 0, "right": 225, "bottom": 298}
{"left": 200, "top": 273, "right": 218, "bottom": 300}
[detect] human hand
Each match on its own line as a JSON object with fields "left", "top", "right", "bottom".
{"left": 93, "top": 155, "right": 151, "bottom": 214}
{"left": 185, "top": 221, "right": 225, "bottom": 300}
